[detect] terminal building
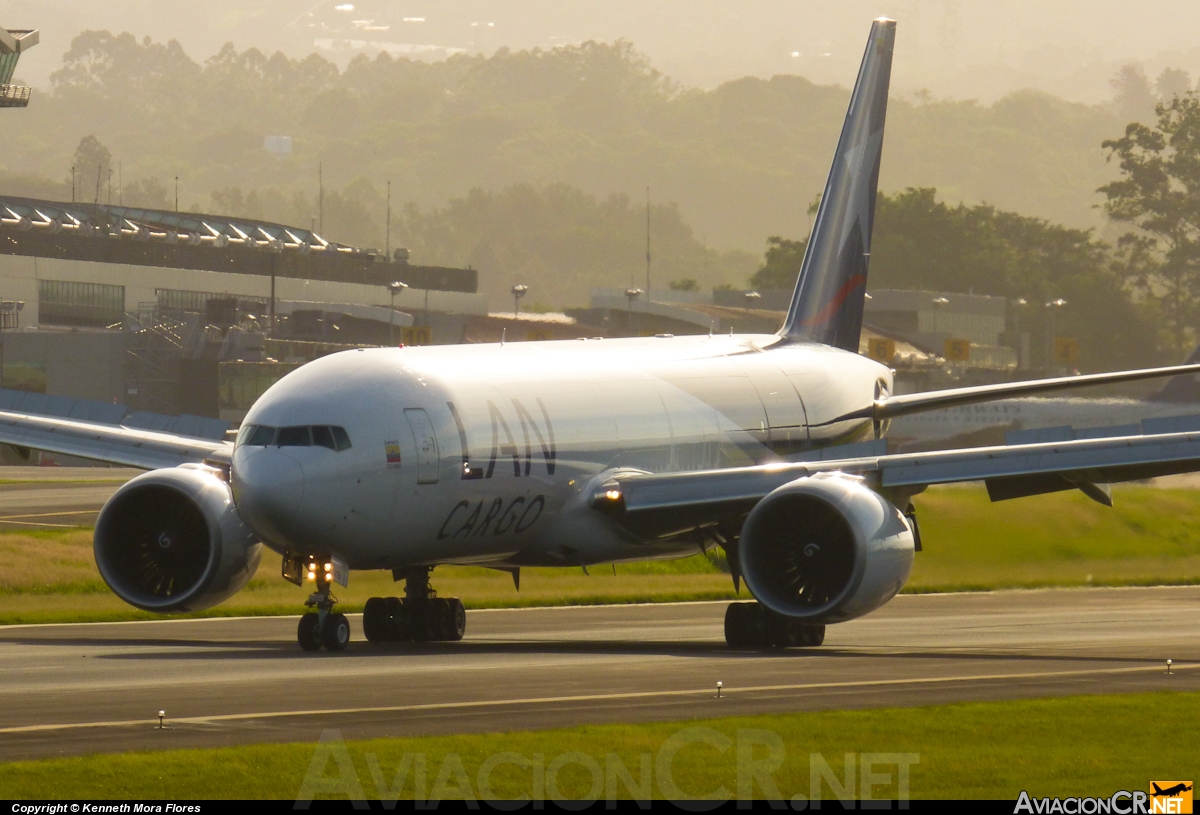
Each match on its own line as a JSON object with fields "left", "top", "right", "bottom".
{"left": 0, "top": 195, "right": 484, "bottom": 431}
{"left": 579, "top": 286, "right": 1031, "bottom": 394}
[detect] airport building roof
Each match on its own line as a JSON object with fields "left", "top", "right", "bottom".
{"left": 0, "top": 195, "right": 477, "bottom": 293}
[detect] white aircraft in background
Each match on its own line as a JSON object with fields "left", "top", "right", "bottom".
{"left": 6, "top": 18, "right": 1200, "bottom": 653}
{"left": 889, "top": 347, "right": 1200, "bottom": 452}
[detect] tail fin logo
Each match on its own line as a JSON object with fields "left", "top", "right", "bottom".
{"left": 802, "top": 274, "right": 866, "bottom": 328}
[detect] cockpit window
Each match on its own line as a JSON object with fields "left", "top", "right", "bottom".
{"left": 243, "top": 425, "right": 276, "bottom": 446}
{"left": 237, "top": 424, "right": 351, "bottom": 450}
{"left": 331, "top": 426, "right": 352, "bottom": 451}
{"left": 312, "top": 425, "right": 336, "bottom": 450}
{"left": 277, "top": 426, "right": 312, "bottom": 447}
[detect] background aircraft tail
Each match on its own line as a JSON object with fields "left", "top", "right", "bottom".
{"left": 1148, "top": 342, "right": 1200, "bottom": 402}
{"left": 780, "top": 17, "right": 895, "bottom": 351}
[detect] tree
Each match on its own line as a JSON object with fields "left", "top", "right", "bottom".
{"left": 1111, "top": 64, "right": 1156, "bottom": 123}
{"left": 121, "top": 177, "right": 171, "bottom": 210}
{"left": 749, "top": 236, "right": 807, "bottom": 290}
{"left": 747, "top": 188, "right": 1160, "bottom": 371}
{"left": 1156, "top": 68, "right": 1192, "bottom": 103}
{"left": 396, "top": 183, "right": 754, "bottom": 306}
{"left": 71, "top": 135, "right": 111, "bottom": 204}
{"left": 1099, "top": 92, "right": 1200, "bottom": 357}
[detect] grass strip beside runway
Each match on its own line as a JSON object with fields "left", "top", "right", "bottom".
{"left": 2, "top": 484, "right": 1200, "bottom": 624}
{"left": 1, "top": 690, "right": 1194, "bottom": 800}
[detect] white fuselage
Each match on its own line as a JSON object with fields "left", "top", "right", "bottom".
{"left": 230, "top": 334, "right": 889, "bottom": 570}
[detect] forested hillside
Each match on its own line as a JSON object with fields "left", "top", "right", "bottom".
{"left": 0, "top": 31, "right": 1183, "bottom": 366}
{"left": 753, "top": 189, "right": 1161, "bottom": 371}
{"left": 2, "top": 32, "right": 1136, "bottom": 252}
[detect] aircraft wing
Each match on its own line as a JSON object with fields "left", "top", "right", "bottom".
{"left": 0, "top": 409, "right": 230, "bottom": 470}
{"left": 593, "top": 429, "right": 1200, "bottom": 537}
{"left": 817, "top": 362, "right": 1200, "bottom": 426}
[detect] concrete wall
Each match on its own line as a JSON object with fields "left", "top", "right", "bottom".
{"left": 1, "top": 328, "right": 124, "bottom": 403}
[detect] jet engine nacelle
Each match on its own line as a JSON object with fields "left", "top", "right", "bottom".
{"left": 94, "top": 465, "right": 262, "bottom": 613}
{"left": 738, "top": 472, "right": 914, "bottom": 623}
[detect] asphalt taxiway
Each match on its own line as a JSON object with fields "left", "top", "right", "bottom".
{"left": 0, "top": 586, "right": 1196, "bottom": 761}
{"left": 0, "top": 467, "right": 138, "bottom": 529}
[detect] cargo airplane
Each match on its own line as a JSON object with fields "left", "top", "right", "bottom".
{"left": 7, "top": 18, "right": 1200, "bottom": 652}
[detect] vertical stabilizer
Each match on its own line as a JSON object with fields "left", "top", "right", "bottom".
{"left": 1148, "top": 342, "right": 1200, "bottom": 402}
{"left": 780, "top": 18, "right": 895, "bottom": 350}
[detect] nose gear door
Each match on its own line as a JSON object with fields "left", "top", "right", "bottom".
{"left": 404, "top": 408, "right": 440, "bottom": 484}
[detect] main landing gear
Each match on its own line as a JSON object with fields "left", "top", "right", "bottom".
{"left": 296, "top": 562, "right": 350, "bottom": 652}
{"left": 361, "top": 567, "right": 466, "bottom": 644}
{"left": 724, "top": 601, "right": 825, "bottom": 649}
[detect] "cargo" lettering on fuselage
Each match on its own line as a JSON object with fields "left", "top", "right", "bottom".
{"left": 437, "top": 495, "right": 545, "bottom": 538}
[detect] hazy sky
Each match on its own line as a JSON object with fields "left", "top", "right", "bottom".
{"left": 5, "top": 1, "right": 1200, "bottom": 103}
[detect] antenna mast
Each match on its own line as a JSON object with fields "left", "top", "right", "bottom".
{"left": 645, "top": 186, "right": 651, "bottom": 304}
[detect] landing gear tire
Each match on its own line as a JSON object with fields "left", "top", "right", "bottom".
{"left": 362, "top": 597, "right": 390, "bottom": 642}
{"left": 392, "top": 567, "right": 466, "bottom": 643}
{"left": 322, "top": 612, "right": 351, "bottom": 651}
{"left": 385, "top": 596, "right": 408, "bottom": 641}
{"left": 435, "top": 597, "right": 466, "bottom": 641}
{"left": 409, "top": 601, "right": 435, "bottom": 642}
{"left": 799, "top": 623, "right": 825, "bottom": 647}
{"left": 298, "top": 613, "right": 322, "bottom": 651}
{"left": 724, "top": 602, "right": 764, "bottom": 649}
{"left": 724, "top": 602, "right": 825, "bottom": 649}
{"left": 768, "top": 614, "right": 799, "bottom": 648}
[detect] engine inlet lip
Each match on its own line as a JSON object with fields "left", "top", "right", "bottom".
{"left": 738, "top": 489, "right": 867, "bottom": 622}
{"left": 94, "top": 482, "right": 220, "bottom": 612}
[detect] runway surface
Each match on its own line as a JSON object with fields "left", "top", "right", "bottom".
{"left": 0, "top": 468, "right": 138, "bottom": 529}
{"left": 0, "top": 586, "right": 1197, "bottom": 761}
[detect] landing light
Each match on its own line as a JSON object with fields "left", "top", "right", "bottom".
{"left": 605, "top": 489, "right": 621, "bottom": 501}
{"left": 324, "top": 562, "right": 333, "bottom": 572}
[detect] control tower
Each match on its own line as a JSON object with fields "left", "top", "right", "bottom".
{"left": 1, "top": 25, "right": 39, "bottom": 108}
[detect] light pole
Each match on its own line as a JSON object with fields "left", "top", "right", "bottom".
{"left": 511, "top": 284, "right": 528, "bottom": 318}
{"left": 1045, "top": 298, "right": 1067, "bottom": 370}
{"left": 1012, "top": 297, "right": 1028, "bottom": 368}
{"left": 625, "top": 287, "right": 643, "bottom": 334}
{"left": 930, "top": 296, "right": 950, "bottom": 334}
{"left": 388, "top": 281, "right": 408, "bottom": 345}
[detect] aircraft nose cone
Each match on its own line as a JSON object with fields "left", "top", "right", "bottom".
{"left": 232, "top": 448, "right": 305, "bottom": 547}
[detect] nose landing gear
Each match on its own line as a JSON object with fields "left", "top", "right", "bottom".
{"left": 362, "top": 567, "right": 466, "bottom": 644}
{"left": 294, "top": 558, "right": 350, "bottom": 652}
